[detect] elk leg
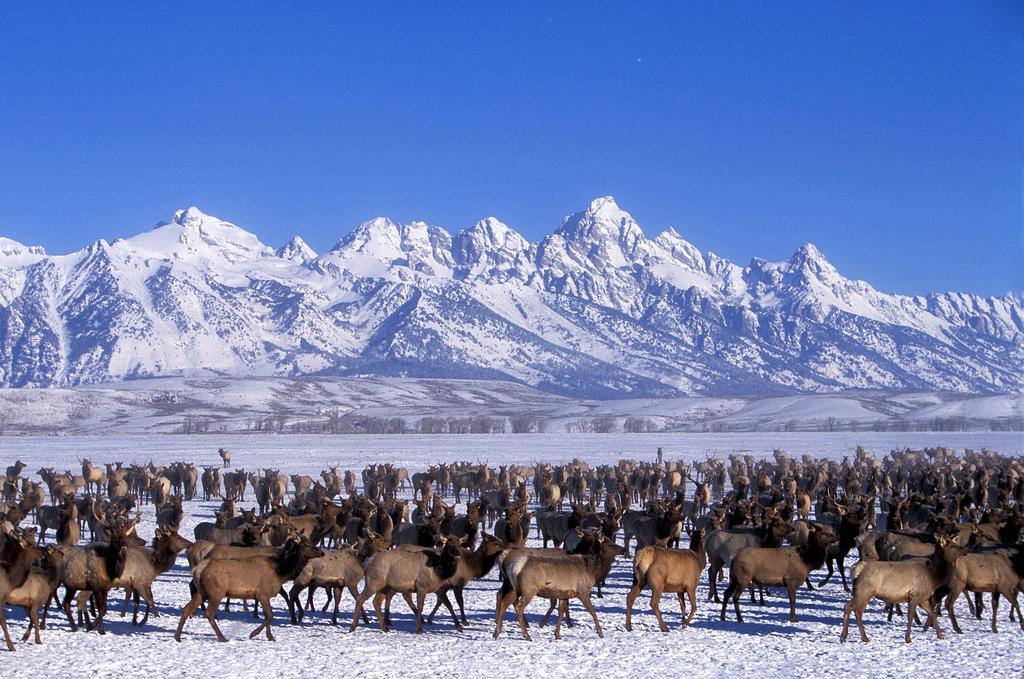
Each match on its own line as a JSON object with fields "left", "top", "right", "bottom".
{"left": 786, "top": 583, "right": 798, "bottom": 623}
{"left": 650, "top": 586, "right": 667, "bottom": 633}
{"left": 579, "top": 592, "right": 603, "bottom": 639}
{"left": 140, "top": 585, "right": 156, "bottom": 625}
{"left": 1008, "top": 589, "right": 1024, "bottom": 630}
{"left": 255, "top": 596, "right": 274, "bottom": 641}
{"left": 554, "top": 600, "right": 567, "bottom": 640}
{"left": 348, "top": 590, "right": 369, "bottom": 632}
{"left": 437, "top": 591, "right": 462, "bottom": 631}
{"left": 923, "top": 598, "right": 942, "bottom": 640}
{"left": 720, "top": 580, "right": 735, "bottom": 621}
{"left": 493, "top": 585, "right": 515, "bottom": 638}
{"left": 93, "top": 590, "right": 108, "bottom": 635}
{"left": 0, "top": 609, "right": 14, "bottom": 652}
{"left": 819, "top": 559, "right": 834, "bottom": 587}
{"left": 371, "top": 592, "right": 387, "bottom": 632}
{"left": 204, "top": 595, "right": 228, "bottom": 642}
{"left": 427, "top": 594, "right": 443, "bottom": 624}
{"left": 539, "top": 599, "right": 555, "bottom": 627}
{"left": 413, "top": 590, "right": 426, "bottom": 634}
{"left": 990, "top": 592, "right": 999, "bottom": 633}
{"left": 684, "top": 587, "right": 698, "bottom": 627}
{"left": 454, "top": 587, "right": 468, "bottom": 626}
{"left": 330, "top": 585, "right": 342, "bottom": 625}
{"left": 514, "top": 594, "right": 534, "bottom": 641}
{"left": 905, "top": 602, "right": 916, "bottom": 643}
{"left": 60, "top": 588, "right": 79, "bottom": 632}
{"left": 288, "top": 585, "right": 304, "bottom": 624}
{"left": 624, "top": 583, "right": 641, "bottom": 632}
{"left": 840, "top": 601, "right": 852, "bottom": 642}
{"left": 29, "top": 603, "right": 42, "bottom": 644}
{"left": 175, "top": 591, "right": 204, "bottom": 641}
{"left": 945, "top": 583, "right": 963, "bottom": 634}
{"left": 121, "top": 587, "right": 131, "bottom": 618}
{"left": 838, "top": 555, "right": 849, "bottom": 592}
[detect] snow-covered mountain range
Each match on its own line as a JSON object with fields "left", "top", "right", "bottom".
{"left": 0, "top": 197, "right": 1020, "bottom": 397}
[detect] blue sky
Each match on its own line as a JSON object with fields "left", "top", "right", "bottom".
{"left": 0, "top": 2, "right": 1020, "bottom": 296}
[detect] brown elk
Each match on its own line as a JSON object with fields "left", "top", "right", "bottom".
{"left": 841, "top": 537, "right": 968, "bottom": 642}
{"left": 175, "top": 534, "right": 323, "bottom": 642}
{"left": 944, "top": 541, "right": 1024, "bottom": 634}
{"left": 0, "top": 529, "right": 45, "bottom": 651}
{"left": 426, "top": 532, "right": 506, "bottom": 626}
{"left": 348, "top": 537, "right": 464, "bottom": 633}
{"left": 493, "top": 546, "right": 607, "bottom": 640}
{"left": 3, "top": 544, "right": 64, "bottom": 646}
{"left": 218, "top": 448, "right": 232, "bottom": 468}
{"left": 721, "top": 523, "right": 837, "bottom": 623}
{"left": 57, "top": 515, "right": 139, "bottom": 634}
{"left": 625, "top": 527, "right": 706, "bottom": 632}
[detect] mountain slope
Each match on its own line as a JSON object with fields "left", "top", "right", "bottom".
{"left": 0, "top": 198, "right": 1019, "bottom": 396}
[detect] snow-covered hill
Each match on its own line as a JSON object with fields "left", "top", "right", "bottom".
{"left": 0, "top": 199, "right": 1020, "bottom": 396}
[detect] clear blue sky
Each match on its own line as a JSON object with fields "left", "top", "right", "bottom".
{"left": 0, "top": 2, "right": 1021, "bottom": 296}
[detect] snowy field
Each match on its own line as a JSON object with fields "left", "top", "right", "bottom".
{"left": 2, "top": 432, "right": 1023, "bottom": 679}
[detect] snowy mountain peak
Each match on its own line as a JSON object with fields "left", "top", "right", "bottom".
{"left": 172, "top": 206, "right": 210, "bottom": 228}
{"left": 787, "top": 242, "right": 840, "bottom": 280}
{"left": 0, "top": 237, "right": 47, "bottom": 266}
{"left": 277, "top": 236, "right": 317, "bottom": 262}
{"left": 554, "top": 196, "right": 648, "bottom": 268}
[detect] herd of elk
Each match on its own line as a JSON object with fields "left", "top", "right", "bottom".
{"left": 1, "top": 444, "right": 1023, "bottom": 650}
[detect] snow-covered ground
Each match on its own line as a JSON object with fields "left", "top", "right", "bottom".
{"left": 3, "top": 432, "right": 1023, "bottom": 678}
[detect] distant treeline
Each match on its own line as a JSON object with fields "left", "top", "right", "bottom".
{"left": 173, "top": 411, "right": 1022, "bottom": 435}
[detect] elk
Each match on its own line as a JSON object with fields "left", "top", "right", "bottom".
{"left": 201, "top": 467, "right": 221, "bottom": 501}
{"left": 3, "top": 544, "right": 64, "bottom": 645}
{"left": 494, "top": 505, "right": 532, "bottom": 546}
{"left": 218, "top": 448, "right": 232, "bottom": 468}
{"left": 57, "top": 515, "right": 139, "bottom": 634}
{"left": 537, "top": 505, "right": 585, "bottom": 549}
{"left": 287, "top": 532, "right": 393, "bottom": 625}
{"left": 840, "top": 537, "right": 968, "bottom": 643}
{"left": 625, "top": 527, "right": 706, "bottom": 632}
{"left": 4, "top": 461, "right": 26, "bottom": 480}
{"left": 156, "top": 495, "right": 184, "bottom": 531}
{"left": 73, "top": 527, "right": 194, "bottom": 627}
{"left": 721, "top": 523, "right": 837, "bottom": 623}
{"left": 944, "top": 546, "right": 1024, "bottom": 634}
{"left": 175, "top": 534, "right": 324, "bottom": 642}
{"left": 624, "top": 505, "right": 683, "bottom": 554}
{"left": 426, "top": 532, "right": 506, "bottom": 626}
{"left": 818, "top": 503, "right": 868, "bottom": 592}
{"left": 81, "top": 459, "right": 106, "bottom": 495}
{"left": 493, "top": 546, "right": 607, "bottom": 641}
{"left": 0, "top": 529, "right": 45, "bottom": 651}
{"left": 348, "top": 537, "right": 463, "bottom": 634}
{"left": 704, "top": 512, "right": 794, "bottom": 602}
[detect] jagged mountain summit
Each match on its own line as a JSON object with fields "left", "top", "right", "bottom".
{"left": 0, "top": 198, "right": 1020, "bottom": 397}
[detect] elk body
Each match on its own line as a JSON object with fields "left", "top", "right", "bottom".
{"left": 175, "top": 535, "right": 323, "bottom": 642}
{"left": 3, "top": 545, "right": 64, "bottom": 646}
{"left": 57, "top": 516, "right": 139, "bottom": 634}
{"left": 705, "top": 517, "right": 794, "bottom": 602}
{"left": 493, "top": 549, "right": 606, "bottom": 641}
{"left": 721, "top": 524, "right": 837, "bottom": 623}
{"left": 944, "top": 550, "right": 1024, "bottom": 634}
{"left": 0, "top": 530, "right": 45, "bottom": 651}
{"left": 625, "top": 527, "right": 706, "bottom": 632}
{"left": 348, "top": 539, "right": 463, "bottom": 634}
{"left": 840, "top": 539, "right": 967, "bottom": 643}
